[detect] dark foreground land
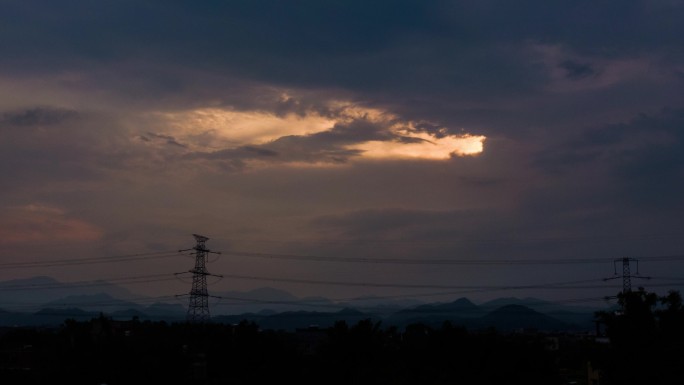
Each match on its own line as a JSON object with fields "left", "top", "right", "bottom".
{"left": 1, "top": 288, "right": 683, "bottom": 385}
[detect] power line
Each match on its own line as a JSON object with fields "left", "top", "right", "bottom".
{"left": 0, "top": 294, "right": 187, "bottom": 313}
{"left": 3, "top": 271, "right": 680, "bottom": 296}
{"left": 214, "top": 273, "right": 614, "bottom": 290}
{"left": 222, "top": 250, "right": 684, "bottom": 265}
{"left": 603, "top": 257, "right": 650, "bottom": 293}
{"left": 2, "top": 242, "right": 684, "bottom": 319}
{"left": 0, "top": 273, "right": 179, "bottom": 291}
{"left": 650, "top": 276, "right": 684, "bottom": 281}
{"left": 0, "top": 250, "right": 181, "bottom": 269}
{"left": 2, "top": 248, "right": 684, "bottom": 270}
{"left": 222, "top": 250, "right": 613, "bottom": 264}
{"left": 215, "top": 233, "right": 684, "bottom": 245}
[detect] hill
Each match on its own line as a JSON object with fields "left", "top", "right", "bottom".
{"left": 0, "top": 276, "right": 602, "bottom": 331}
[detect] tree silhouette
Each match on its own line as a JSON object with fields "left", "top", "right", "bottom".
{"left": 595, "top": 288, "right": 684, "bottom": 385}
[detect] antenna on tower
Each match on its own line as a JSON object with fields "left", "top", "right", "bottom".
{"left": 178, "top": 234, "right": 222, "bottom": 323}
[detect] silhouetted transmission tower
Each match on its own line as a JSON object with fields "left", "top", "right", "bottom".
{"left": 180, "top": 234, "right": 221, "bottom": 323}
{"left": 604, "top": 257, "right": 650, "bottom": 294}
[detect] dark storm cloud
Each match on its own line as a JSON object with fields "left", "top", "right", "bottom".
{"left": 412, "top": 122, "right": 449, "bottom": 139}
{"left": 536, "top": 108, "right": 684, "bottom": 177}
{"left": 141, "top": 132, "right": 188, "bottom": 148}
{"left": 6, "top": 1, "right": 682, "bottom": 63}
{"left": 524, "top": 108, "right": 684, "bottom": 238}
{"left": 1, "top": 107, "right": 78, "bottom": 127}
{"left": 0, "top": 0, "right": 431, "bottom": 78}
{"left": 3, "top": 0, "right": 682, "bottom": 115}
{"left": 598, "top": 110, "right": 684, "bottom": 206}
{"left": 559, "top": 60, "right": 597, "bottom": 80}
{"left": 0, "top": 105, "right": 138, "bottom": 191}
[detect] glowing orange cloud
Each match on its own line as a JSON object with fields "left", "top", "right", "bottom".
{"left": 0, "top": 204, "right": 103, "bottom": 244}
{"left": 352, "top": 132, "right": 485, "bottom": 160}
{"left": 149, "top": 102, "right": 486, "bottom": 164}
{"left": 154, "top": 108, "right": 335, "bottom": 148}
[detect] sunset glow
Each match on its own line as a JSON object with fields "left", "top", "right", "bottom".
{"left": 352, "top": 132, "right": 486, "bottom": 160}
{"left": 157, "top": 108, "right": 336, "bottom": 147}
{"left": 153, "top": 106, "right": 485, "bottom": 163}
{"left": 2, "top": 0, "right": 684, "bottom": 334}
{"left": 0, "top": 205, "right": 102, "bottom": 244}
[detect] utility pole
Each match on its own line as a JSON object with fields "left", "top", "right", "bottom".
{"left": 179, "top": 234, "right": 222, "bottom": 323}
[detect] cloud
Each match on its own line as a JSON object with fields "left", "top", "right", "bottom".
{"left": 0, "top": 2, "right": 676, "bottom": 108}
{"left": 558, "top": 60, "right": 597, "bottom": 80}
{"left": 353, "top": 132, "right": 485, "bottom": 160}
{"left": 0, "top": 0, "right": 680, "bottom": 147}
{"left": 0, "top": 1, "right": 683, "bottom": 300}
{"left": 525, "top": 108, "right": 684, "bottom": 233}
{"left": 535, "top": 108, "right": 684, "bottom": 173}
{"left": 311, "top": 208, "right": 505, "bottom": 240}
{"left": 0, "top": 106, "right": 129, "bottom": 184}
{"left": 146, "top": 103, "right": 486, "bottom": 168}
{"left": 0, "top": 204, "right": 103, "bottom": 244}
{"left": 137, "top": 132, "right": 187, "bottom": 148}
{"left": 153, "top": 107, "right": 337, "bottom": 148}
{"left": 1, "top": 107, "right": 78, "bottom": 127}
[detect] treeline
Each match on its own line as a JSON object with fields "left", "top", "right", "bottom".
{"left": 0, "top": 317, "right": 582, "bottom": 385}
{"left": 594, "top": 288, "right": 684, "bottom": 385}
{"left": 1, "top": 289, "right": 683, "bottom": 385}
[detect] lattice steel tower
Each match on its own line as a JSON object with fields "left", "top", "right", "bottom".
{"left": 620, "top": 257, "right": 633, "bottom": 293}
{"left": 604, "top": 257, "right": 649, "bottom": 295}
{"left": 182, "top": 234, "right": 220, "bottom": 323}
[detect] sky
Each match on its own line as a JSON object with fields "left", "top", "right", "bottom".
{"left": 2, "top": 0, "right": 684, "bottom": 309}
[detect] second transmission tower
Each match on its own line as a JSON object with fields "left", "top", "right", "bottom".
{"left": 604, "top": 257, "right": 650, "bottom": 294}
{"left": 180, "top": 234, "right": 221, "bottom": 323}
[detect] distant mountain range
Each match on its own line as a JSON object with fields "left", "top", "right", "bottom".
{"left": 0, "top": 276, "right": 142, "bottom": 309}
{"left": 0, "top": 276, "right": 614, "bottom": 332}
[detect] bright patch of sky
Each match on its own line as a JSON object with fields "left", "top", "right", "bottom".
{"left": 151, "top": 103, "right": 485, "bottom": 162}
